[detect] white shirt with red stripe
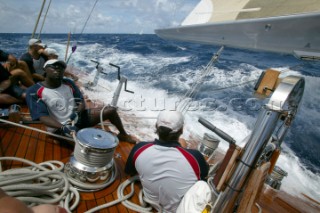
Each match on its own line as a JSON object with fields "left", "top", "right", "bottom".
{"left": 26, "top": 79, "right": 84, "bottom": 132}
{"left": 125, "top": 140, "right": 208, "bottom": 213}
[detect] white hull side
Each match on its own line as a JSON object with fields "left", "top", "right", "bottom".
{"left": 155, "top": 12, "right": 320, "bottom": 55}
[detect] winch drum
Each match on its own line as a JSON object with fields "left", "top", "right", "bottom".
{"left": 64, "top": 128, "right": 119, "bottom": 191}
{"left": 198, "top": 133, "right": 220, "bottom": 157}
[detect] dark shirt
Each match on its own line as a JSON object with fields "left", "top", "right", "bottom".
{"left": 0, "top": 50, "right": 11, "bottom": 82}
{"left": 0, "top": 49, "right": 9, "bottom": 62}
{"left": 20, "top": 52, "right": 48, "bottom": 74}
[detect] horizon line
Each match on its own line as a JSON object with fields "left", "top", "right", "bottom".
{"left": 0, "top": 32, "right": 156, "bottom": 35}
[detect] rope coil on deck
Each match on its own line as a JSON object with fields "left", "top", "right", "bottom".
{"left": 85, "top": 175, "right": 156, "bottom": 213}
{"left": 0, "top": 158, "right": 155, "bottom": 212}
{"left": 0, "top": 157, "right": 79, "bottom": 212}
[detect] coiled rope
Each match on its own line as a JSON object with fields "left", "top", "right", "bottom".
{"left": 0, "top": 153, "right": 220, "bottom": 212}
{"left": 85, "top": 175, "right": 156, "bottom": 213}
{"left": 0, "top": 157, "right": 79, "bottom": 212}
{"left": 0, "top": 157, "right": 157, "bottom": 212}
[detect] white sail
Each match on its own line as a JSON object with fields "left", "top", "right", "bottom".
{"left": 183, "top": 0, "right": 320, "bottom": 24}
{"left": 181, "top": 0, "right": 214, "bottom": 25}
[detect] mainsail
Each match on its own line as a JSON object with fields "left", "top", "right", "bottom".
{"left": 155, "top": 0, "right": 320, "bottom": 60}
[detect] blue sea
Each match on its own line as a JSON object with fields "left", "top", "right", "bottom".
{"left": 1, "top": 33, "right": 319, "bottom": 199}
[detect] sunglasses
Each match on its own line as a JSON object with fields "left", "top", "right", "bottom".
{"left": 45, "top": 64, "right": 65, "bottom": 70}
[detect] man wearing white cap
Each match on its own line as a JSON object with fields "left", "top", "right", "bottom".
{"left": 26, "top": 59, "right": 137, "bottom": 143}
{"left": 125, "top": 111, "right": 209, "bottom": 213}
{"left": 43, "top": 47, "right": 78, "bottom": 81}
{"left": 20, "top": 38, "right": 48, "bottom": 82}
{"left": 44, "top": 48, "right": 58, "bottom": 59}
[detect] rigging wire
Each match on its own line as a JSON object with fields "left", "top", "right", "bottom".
{"left": 178, "top": 46, "right": 224, "bottom": 114}
{"left": 66, "top": 0, "right": 100, "bottom": 64}
{"left": 177, "top": 53, "right": 299, "bottom": 114}
{"left": 37, "top": 0, "right": 52, "bottom": 39}
{"left": 79, "top": 0, "right": 99, "bottom": 35}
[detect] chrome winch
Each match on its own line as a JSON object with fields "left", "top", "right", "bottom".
{"left": 64, "top": 128, "right": 119, "bottom": 191}
{"left": 198, "top": 133, "right": 220, "bottom": 158}
{"left": 265, "top": 165, "right": 288, "bottom": 190}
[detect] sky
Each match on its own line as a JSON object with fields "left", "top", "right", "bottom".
{"left": 0, "top": 0, "right": 198, "bottom": 34}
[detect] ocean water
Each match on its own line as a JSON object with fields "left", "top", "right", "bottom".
{"left": 1, "top": 33, "right": 319, "bottom": 200}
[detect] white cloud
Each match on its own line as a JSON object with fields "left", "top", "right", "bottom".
{"left": 0, "top": 0, "right": 198, "bottom": 34}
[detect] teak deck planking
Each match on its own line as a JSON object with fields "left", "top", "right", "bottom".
{"left": 0, "top": 105, "right": 140, "bottom": 213}
{"left": 1, "top": 105, "right": 320, "bottom": 212}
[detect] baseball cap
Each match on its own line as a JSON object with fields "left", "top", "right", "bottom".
{"left": 43, "top": 59, "right": 66, "bottom": 69}
{"left": 156, "top": 111, "right": 184, "bottom": 133}
{"left": 44, "top": 48, "right": 58, "bottom": 56}
{"left": 28, "top": 38, "right": 46, "bottom": 47}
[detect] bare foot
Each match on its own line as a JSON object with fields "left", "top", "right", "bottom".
{"left": 117, "top": 134, "right": 138, "bottom": 144}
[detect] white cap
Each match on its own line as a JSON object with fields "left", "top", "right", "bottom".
{"left": 44, "top": 48, "right": 58, "bottom": 56}
{"left": 156, "top": 111, "right": 184, "bottom": 133}
{"left": 28, "top": 38, "right": 46, "bottom": 47}
{"left": 43, "top": 59, "right": 66, "bottom": 69}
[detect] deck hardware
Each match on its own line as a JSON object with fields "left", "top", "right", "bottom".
{"left": 65, "top": 128, "right": 118, "bottom": 191}
{"left": 109, "top": 63, "right": 134, "bottom": 107}
{"left": 213, "top": 76, "right": 305, "bottom": 212}
{"left": 265, "top": 166, "right": 288, "bottom": 189}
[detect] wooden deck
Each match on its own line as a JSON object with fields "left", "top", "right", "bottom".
{"left": 1, "top": 105, "right": 320, "bottom": 213}
{"left": 0, "top": 105, "right": 143, "bottom": 213}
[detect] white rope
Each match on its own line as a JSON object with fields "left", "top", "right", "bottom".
{"left": 140, "top": 194, "right": 162, "bottom": 212}
{"left": 1, "top": 156, "right": 219, "bottom": 213}
{"left": 84, "top": 178, "right": 136, "bottom": 213}
{"left": 0, "top": 118, "right": 74, "bottom": 142}
{"left": 208, "top": 158, "right": 223, "bottom": 177}
{"left": 100, "top": 104, "right": 109, "bottom": 131}
{"left": 255, "top": 202, "right": 262, "bottom": 213}
{"left": 0, "top": 157, "right": 80, "bottom": 212}
{"left": 84, "top": 175, "right": 155, "bottom": 213}
{"left": 118, "top": 176, "right": 154, "bottom": 213}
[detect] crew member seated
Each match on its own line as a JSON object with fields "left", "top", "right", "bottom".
{"left": 20, "top": 38, "right": 48, "bottom": 82}
{"left": 0, "top": 49, "right": 34, "bottom": 105}
{"left": 44, "top": 47, "right": 78, "bottom": 81}
{"left": 125, "top": 111, "right": 209, "bottom": 212}
{"left": 25, "top": 59, "right": 136, "bottom": 143}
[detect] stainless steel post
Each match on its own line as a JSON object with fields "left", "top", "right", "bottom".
{"left": 213, "top": 108, "right": 280, "bottom": 211}
{"left": 213, "top": 76, "right": 305, "bottom": 212}
{"left": 111, "top": 76, "right": 127, "bottom": 107}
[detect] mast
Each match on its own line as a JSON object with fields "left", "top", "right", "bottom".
{"left": 31, "top": 0, "right": 46, "bottom": 38}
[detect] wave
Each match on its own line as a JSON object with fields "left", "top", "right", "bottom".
{"left": 1, "top": 33, "right": 319, "bottom": 200}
